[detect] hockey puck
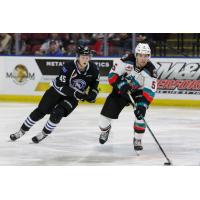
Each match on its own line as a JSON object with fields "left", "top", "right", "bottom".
{"left": 164, "top": 162, "right": 172, "bottom": 166}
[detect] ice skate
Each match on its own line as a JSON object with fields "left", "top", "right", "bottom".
{"left": 133, "top": 138, "right": 143, "bottom": 155}
{"left": 10, "top": 129, "right": 25, "bottom": 141}
{"left": 99, "top": 125, "right": 111, "bottom": 144}
{"left": 99, "top": 132, "right": 109, "bottom": 144}
{"left": 32, "top": 132, "right": 48, "bottom": 143}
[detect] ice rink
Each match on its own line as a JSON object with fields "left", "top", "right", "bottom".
{"left": 0, "top": 102, "right": 200, "bottom": 166}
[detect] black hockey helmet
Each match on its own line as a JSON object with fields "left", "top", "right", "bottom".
{"left": 76, "top": 45, "right": 91, "bottom": 56}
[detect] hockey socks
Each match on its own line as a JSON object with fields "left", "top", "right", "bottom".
{"left": 42, "top": 120, "right": 57, "bottom": 134}
{"left": 10, "top": 116, "right": 36, "bottom": 141}
{"left": 21, "top": 116, "right": 36, "bottom": 132}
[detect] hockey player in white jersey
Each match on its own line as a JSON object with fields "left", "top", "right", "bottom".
{"left": 99, "top": 43, "right": 157, "bottom": 152}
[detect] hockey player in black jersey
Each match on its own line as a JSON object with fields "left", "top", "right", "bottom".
{"left": 10, "top": 45, "right": 100, "bottom": 143}
{"left": 98, "top": 43, "right": 157, "bottom": 152}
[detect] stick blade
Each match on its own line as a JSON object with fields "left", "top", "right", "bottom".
{"left": 164, "top": 161, "right": 173, "bottom": 166}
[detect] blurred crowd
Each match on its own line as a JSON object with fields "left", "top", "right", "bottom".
{"left": 0, "top": 33, "right": 170, "bottom": 56}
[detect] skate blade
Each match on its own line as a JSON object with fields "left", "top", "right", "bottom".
{"left": 8, "top": 139, "right": 16, "bottom": 142}
{"left": 29, "top": 141, "right": 36, "bottom": 144}
{"left": 135, "top": 150, "right": 141, "bottom": 156}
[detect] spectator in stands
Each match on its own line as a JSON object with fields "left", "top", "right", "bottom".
{"left": 11, "top": 35, "right": 27, "bottom": 55}
{"left": 136, "top": 34, "right": 148, "bottom": 42}
{"left": 61, "top": 33, "right": 77, "bottom": 55}
{"left": 0, "top": 33, "right": 12, "bottom": 54}
{"left": 45, "top": 40, "right": 63, "bottom": 56}
{"left": 107, "top": 33, "right": 122, "bottom": 56}
{"left": 119, "top": 33, "right": 132, "bottom": 53}
{"left": 91, "top": 33, "right": 104, "bottom": 56}
{"left": 49, "top": 33, "right": 63, "bottom": 47}
{"left": 71, "top": 33, "right": 81, "bottom": 45}
{"left": 64, "top": 40, "right": 76, "bottom": 56}
{"left": 78, "top": 33, "right": 92, "bottom": 46}
{"left": 136, "top": 33, "right": 169, "bottom": 44}
{"left": 137, "top": 33, "right": 169, "bottom": 56}
{"left": 107, "top": 33, "right": 132, "bottom": 56}
{"left": 36, "top": 33, "right": 63, "bottom": 55}
{"left": 61, "top": 33, "right": 72, "bottom": 51}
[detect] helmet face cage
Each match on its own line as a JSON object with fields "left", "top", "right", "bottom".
{"left": 135, "top": 43, "right": 151, "bottom": 57}
{"left": 76, "top": 45, "right": 91, "bottom": 57}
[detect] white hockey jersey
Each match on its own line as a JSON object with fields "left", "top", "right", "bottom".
{"left": 108, "top": 59, "right": 157, "bottom": 106}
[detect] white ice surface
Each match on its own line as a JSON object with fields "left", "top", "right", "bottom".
{"left": 0, "top": 103, "right": 200, "bottom": 166}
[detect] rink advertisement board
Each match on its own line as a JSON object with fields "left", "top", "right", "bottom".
{"left": 151, "top": 58, "right": 200, "bottom": 101}
{"left": 0, "top": 56, "right": 200, "bottom": 105}
{"left": 35, "top": 58, "right": 113, "bottom": 76}
{"left": 0, "top": 56, "right": 42, "bottom": 95}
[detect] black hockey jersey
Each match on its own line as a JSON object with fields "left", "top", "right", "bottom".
{"left": 52, "top": 59, "right": 100, "bottom": 99}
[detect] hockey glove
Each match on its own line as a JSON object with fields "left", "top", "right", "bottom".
{"left": 86, "top": 89, "right": 98, "bottom": 103}
{"left": 134, "top": 106, "right": 146, "bottom": 120}
{"left": 118, "top": 81, "right": 131, "bottom": 98}
{"left": 74, "top": 90, "right": 88, "bottom": 101}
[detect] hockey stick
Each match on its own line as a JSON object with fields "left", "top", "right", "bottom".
{"left": 128, "top": 92, "right": 172, "bottom": 166}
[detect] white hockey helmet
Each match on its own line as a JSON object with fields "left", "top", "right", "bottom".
{"left": 135, "top": 43, "right": 151, "bottom": 57}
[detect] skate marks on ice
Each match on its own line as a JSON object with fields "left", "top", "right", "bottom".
{"left": 1, "top": 103, "right": 200, "bottom": 165}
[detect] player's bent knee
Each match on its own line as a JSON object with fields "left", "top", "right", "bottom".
{"left": 59, "top": 99, "right": 77, "bottom": 117}
{"left": 50, "top": 105, "right": 66, "bottom": 124}
{"left": 30, "top": 108, "right": 46, "bottom": 121}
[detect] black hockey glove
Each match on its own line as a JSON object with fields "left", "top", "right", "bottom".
{"left": 134, "top": 106, "right": 146, "bottom": 120}
{"left": 74, "top": 90, "right": 88, "bottom": 101}
{"left": 120, "top": 84, "right": 130, "bottom": 95}
{"left": 118, "top": 81, "right": 131, "bottom": 99}
{"left": 86, "top": 89, "right": 98, "bottom": 103}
